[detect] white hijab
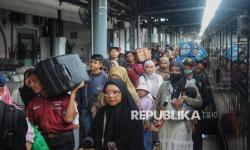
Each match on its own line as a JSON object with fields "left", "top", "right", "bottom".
{"left": 143, "top": 60, "right": 158, "bottom": 80}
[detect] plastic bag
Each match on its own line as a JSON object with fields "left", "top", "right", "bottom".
{"left": 31, "top": 124, "right": 49, "bottom": 150}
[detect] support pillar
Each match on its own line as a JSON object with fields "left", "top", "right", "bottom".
{"left": 147, "top": 21, "right": 152, "bottom": 48}
{"left": 130, "top": 17, "right": 135, "bottom": 50}
{"left": 92, "top": 0, "right": 107, "bottom": 57}
{"left": 137, "top": 15, "right": 141, "bottom": 48}
{"left": 48, "top": 18, "right": 56, "bottom": 57}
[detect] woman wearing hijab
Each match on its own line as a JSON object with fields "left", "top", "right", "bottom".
{"left": 152, "top": 61, "right": 202, "bottom": 150}
{"left": 93, "top": 66, "right": 140, "bottom": 119}
{"left": 12, "top": 68, "right": 36, "bottom": 110}
{"left": 108, "top": 66, "right": 140, "bottom": 107}
{"left": 0, "top": 73, "right": 12, "bottom": 105}
{"left": 138, "top": 60, "right": 163, "bottom": 99}
{"left": 156, "top": 57, "right": 170, "bottom": 81}
{"left": 92, "top": 79, "right": 144, "bottom": 150}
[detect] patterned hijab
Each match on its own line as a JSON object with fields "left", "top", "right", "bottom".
{"left": 108, "top": 66, "right": 139, "bottom": 106}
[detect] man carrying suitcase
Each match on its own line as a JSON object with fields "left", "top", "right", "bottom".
{"left": 26, "top": 70, "right": 84, "bottom": 150}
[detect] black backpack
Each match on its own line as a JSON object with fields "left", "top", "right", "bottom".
{"left": 0, "top": 101, "right": 27, "bottom": 150}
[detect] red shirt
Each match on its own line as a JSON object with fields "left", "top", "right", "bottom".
{"left": 127, "top": 63, "right": 144, "bottom": 88}
{"left": 27, "top": 95, "right": 75, "bottom": 134}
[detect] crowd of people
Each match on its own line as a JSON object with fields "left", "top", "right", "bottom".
{"left": 0, "top": 45, "right": 210, "bottom": 150}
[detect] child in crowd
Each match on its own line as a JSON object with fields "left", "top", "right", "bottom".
{"left": 136, "top": 83, "right": 155, "bottom": 150}
{"left": 172, "top": 85, "right": 199, "bottom": 132}
{"left": 172, "top": 82, "right": 199, "bottom": 112}
{"left": 180, "top": 86, "right": 197, "bottom": 112}
{"left": 77, "top": 54, "right": 108, "bottom": 143}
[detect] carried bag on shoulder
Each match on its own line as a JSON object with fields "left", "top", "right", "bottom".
{"left": 135, "top": 48, "right": 151, "bottom": 62}
{"left": 36, "top": 54, "right": 90, "bottom": 97}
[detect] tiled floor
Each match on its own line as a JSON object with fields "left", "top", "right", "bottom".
{"left": 153, "top": 135, "right": 221, "bottom": 150}
{"left": 203, "top": 135, "right": 221, "bottom": 150}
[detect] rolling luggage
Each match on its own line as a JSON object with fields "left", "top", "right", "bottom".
{"left": 35, "top": 54, "right": 89, "bottom": 97}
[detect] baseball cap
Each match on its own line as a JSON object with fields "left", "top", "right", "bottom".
{"left": 183, "top": 58, "right": 194, "bottom": 66}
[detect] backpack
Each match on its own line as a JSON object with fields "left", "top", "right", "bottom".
{"left": 0, "top": 101, "right": 27, "bottom": 150}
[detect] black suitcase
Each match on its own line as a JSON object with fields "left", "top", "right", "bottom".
{"left": 36, "top": 54, "right": 89, "bottom": 97}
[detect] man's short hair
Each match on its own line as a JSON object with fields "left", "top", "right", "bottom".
{"left": 26, "top": 69, "right": 37, "bottom": 78}
{"left": 197, "top": 61, "right": 208, "bottom": 69}
{"left": 108, "top": 47, "right": 120, "bottom": 53}
{"left": 170, "top": 61, "right": 179, "bottom": 68}
{"left": 91, "top": 54, "right": 104, "bottom": 63}
{"left": 125, "top": 51, "right": 136, "bottom": 57}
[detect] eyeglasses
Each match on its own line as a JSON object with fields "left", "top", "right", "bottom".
{"left": 104, "top": 90, "right": 121, "bottom": 97}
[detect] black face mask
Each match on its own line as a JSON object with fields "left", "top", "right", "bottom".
{"left": 170, "top": 73, "right": 182, "bottom": 82}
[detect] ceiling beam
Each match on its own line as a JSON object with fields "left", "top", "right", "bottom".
{"left": 62, "top": 0, "right": 88, "bottom": 7}
{"left": 147, "top": 0, "right": 203, "bottom": 10}
{"left": 109, "top": 0, "right": 132, "bottom": 12}
{"left": 142, "top": 6, "right": 204, "bottom": 15}
{"left": 166, "top": 22, "right": 201, "bottom": 27}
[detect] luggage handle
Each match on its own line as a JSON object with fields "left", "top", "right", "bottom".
{"left": 59, "top": 64, "right": 72, "bottom": 81}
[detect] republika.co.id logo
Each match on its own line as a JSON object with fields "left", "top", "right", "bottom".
{"left": 131, "top": 110, "right": 202, "bottom": 120}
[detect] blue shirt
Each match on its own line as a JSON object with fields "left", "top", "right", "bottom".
{"left": 77, "top": 71, "right": 108, "bottom": 110}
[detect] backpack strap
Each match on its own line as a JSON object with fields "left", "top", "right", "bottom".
{"left": 12, "top": 105, "right": 18, "bottom": 133}
{"left": 0, "top": 101, "right": 5, "bottom": 126}
{"left": 0, "top": 101, "right": 6, "bottom": 138}
{"left": 5, "top": 105, "right": 17, "bottom": 147}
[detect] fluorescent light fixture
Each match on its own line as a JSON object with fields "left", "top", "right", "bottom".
{"left": 160, "top": 18, "right": 165, "bottom": 22}
{"left": 199, "top": 0, "right": 222, "bottom": 36}
{"left": 79, "top": 0, "right": 88, "bottom": 4}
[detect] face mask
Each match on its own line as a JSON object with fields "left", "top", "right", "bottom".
{"left": 184, "top": 70, "right": 193, "bottom": 76}
{"left": 170, "top": 73, "right": 182, "bottom": 81}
